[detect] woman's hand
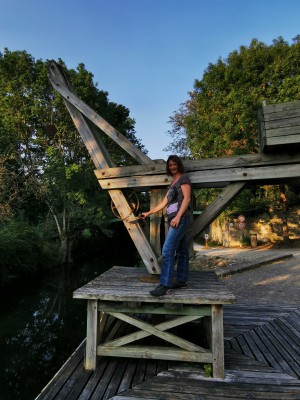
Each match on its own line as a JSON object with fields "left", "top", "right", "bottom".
{"left": 170, "top": 215, "right": 181, "bottom": 228}
{"left": 141, "top": 211, "right": 151, "bottom": 219}
{"left": 140, "top": 196, "right": 168, "bottom": 220}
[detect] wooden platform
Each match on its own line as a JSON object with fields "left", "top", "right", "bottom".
{"left": 36, "top": 303, "right": 300, "bottom": 400}
{"left": 72, "top": 268, "right": 235, "bottom": 379}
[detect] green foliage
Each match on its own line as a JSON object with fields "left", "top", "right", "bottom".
{"left": 0, "top": 221, "right": 59, "bottom": 284}
{"left": 203, "top": 363, "right": 212, "bottom": 377}
{"left": 240, "top": 233, "right": 251, "bottom": 247}
{"left": 0, "top": 48, "right": 144, "bottom": 267}
{"left": 207, "top": 239, "right": 222, "bottom": 247}
{"left": 194, "top": 182, "right": 300, "bottom": 219}
{"left": 167, "top": 36, "right": 300, "bottom": 158}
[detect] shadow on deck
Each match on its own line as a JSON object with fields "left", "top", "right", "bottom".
{"left": 36, "top": 304, "right": 300, "bottom": 400}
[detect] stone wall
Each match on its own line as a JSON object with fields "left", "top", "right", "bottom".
{"left": 206, "top": 206, "right": 300, "bottom": 247}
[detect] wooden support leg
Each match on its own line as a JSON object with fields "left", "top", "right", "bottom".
{"left": 150, "top": 188, "right": 166, "bottom": 257}
{"left": 211, "top": 304, "right": 225, "bottom": 379}
{"left": 85, "top": 300, "right": 99, "bottom": 370}
{"left": 99, "top": 311, "right": 108, "bottom": 342}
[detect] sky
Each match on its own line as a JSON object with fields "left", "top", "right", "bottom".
{"left": 1, "top": 0, "right": 300, "bottom": 160}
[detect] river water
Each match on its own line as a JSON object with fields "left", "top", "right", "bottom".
{"left": 0, "top": 249, "right": 139, "bottom": 400}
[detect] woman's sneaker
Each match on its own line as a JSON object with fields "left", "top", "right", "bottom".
{"left": 150, "top": 285, "right": 172, "bottom": 296}
{"left": 172, "top": 281, "right": 187, "bottom": 289}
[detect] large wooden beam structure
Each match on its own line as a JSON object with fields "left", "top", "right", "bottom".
{"left": 48, "top": 61, "right": 161, "bottom": 274}
{"left": 48, "top": 61, "right": 300, "bottom": 273}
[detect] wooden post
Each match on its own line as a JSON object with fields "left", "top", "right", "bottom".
{"left": 150, "top": 189, "right": 166, "bottom": 257}
{"left": 211, "top": 304, "right": 225, "bottom": 379}
{"left": 85, "top": 300, "right": 99, "bottom": 370}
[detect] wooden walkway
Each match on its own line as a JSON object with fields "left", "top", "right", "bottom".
{"left": 36, "top": 304, "right": 300, "bottom": 400}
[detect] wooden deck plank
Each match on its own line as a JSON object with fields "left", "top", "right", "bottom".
{"left": 280, "top": 314, "right": 300, "bottom": 337}
{"left": 89, "top": 359, "right": 119, "bottom": 400}
{"left": 117, "top": 360, "right": 141, "bottom": 394}
{"left": 35, "top": 341, "right": 85, "bottom": 400}
{"left": 255, "top": 325, "right": 297, "bottom": 377}
{"left": 260, "top": 324, "right": 300, "bottom": 377}
{"left": 73, "top": 268, "right": 236, "bottom": 305}
{"left": 102, "top": 359, "right": 129, "bottom": 400}
{"left": 285, "top": 312, "right": 300, "bottom": 331}
{"left": 36, "top": 304, "right": 300, "bottom": 400}
{"left": 112, "top": 366, "right": 300, "bottom": 399}
{"left": 235, "top": 334, "right": 254, "bottom": 358}
{"left": 241, "top": 331, "right": 268, "bottom": 364}
{"left": 223, "top": 303, "right": 297, "bottom": 339}
{"left": 270, "top": 319, "right": 300, "bottom": 355}
{"left": 112, "top": 395, "right": 297, "bottom": 400}
{"left": 77, "top": 359, "right": 111, "bottom": 400}
{"left": 228, "top": 307, "right": 300, "bottom": 380}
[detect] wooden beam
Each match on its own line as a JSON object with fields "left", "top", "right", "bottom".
{"left": 150, "top": 189, "right": 166, "bottom": 257}
{"left": 156, "top": 182, "right": 246, "bottom": 264}
{"left": 211, "top": 305, "right": 225, "bottom": 379}
{"left": 186, "top": 182, "right": 247, "bottom": 241}
{"left": 48, "top": 61, "right": 161, "bottom": 274}
{"left": 97, "top": 163, "right": 300, "bottom": 190}
{"left": 94, "top": 152, "right": 300, "bottom": 179}
{"left": 264, "top": 115, "right": 300, "bottom": 129}
{"left": 48, "top": 62, "right": 153, "bottom": 166}
{"left": 48, "top": 62, "right": 114, "bottom": 169}
{"left": 105, "top": 312, "right": 204, "bottom": 352}
{"left": 97, "top": 345, "right": 213, "bottom": 363}
{"left": 85, "top": 300, "right": 99, "bottom": 369}
{"left": 262, "top": 100, "right": 300, "bottom": 114}
{"left": 265, "top": 126, "right": 300, "bottom": 137}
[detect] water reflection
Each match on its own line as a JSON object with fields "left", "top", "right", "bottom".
{"left": 0, "top": 252, "right": 139, "bottom": 400}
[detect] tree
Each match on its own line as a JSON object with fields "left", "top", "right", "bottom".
{"left": 166, "top": 37, "right": 300, "bottom": 223}
{"left": 0, "top": 49, "right": 145, "bottom": 264}
{"left": 167, "top": 36, "right": 300, "bottom": 158}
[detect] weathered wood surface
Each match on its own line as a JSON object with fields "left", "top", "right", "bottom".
{"left": 85, "top": 300, "right": 99, "bottom": 370}
{"left": 48, "top": 62, "right": 153, "bottom": 166}
{"left": 223, "top": 303, "right": 297, "bottom": 339}
{"left": 94, "top": 152, "right": 300, "bottom": 179}
{"left": 259, "top": 100, "right": 300, "bottom": 153}
{"left": 47, "top": 67, "right": 300, "bottom": 275}
{"left": 96, "top": 163, "right": 300, "bottom": 190}
{"left": 73, "top": 267, "right": 236, "bottom": 305}
{"left": 48, "top": 61, "right": 161, "bottom": 275}
{"left": 149, "top": 189, "right": 166, "bottom": 257}
{"left": 35, "top": 304, "right": 300, "bottom": 400}
{"left": 101, "top": 315, "right": 204, "bottom": 348}
{"left": 74, "top": 268, "right": 232, "bottom": 378}
{"left": 186, "top": 182, "right": 246, "bottom": 241}
{"left": 211, "top": 304, "right": 225, "bottom": 379}
{"left": 227, "top": 308, "right": 300, "bottom": 379}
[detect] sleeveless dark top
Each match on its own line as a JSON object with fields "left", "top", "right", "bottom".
{"left": 166, "top": 174, "right": 191, "bottom": 218}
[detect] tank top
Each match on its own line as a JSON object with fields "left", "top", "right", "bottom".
{"left": 166, "top": 174, "right": 191, "bottom": 218}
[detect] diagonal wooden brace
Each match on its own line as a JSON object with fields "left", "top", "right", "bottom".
{"left": 48, "top": 61, "right": 161, "bottom": 274}
{"left": 102, "top": 313, "right": 207, "bottom": 353}
{"left": 105, "top": 312, "right": 205, "bottom": 352}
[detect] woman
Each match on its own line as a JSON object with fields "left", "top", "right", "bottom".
{"left": 142, "top": 155, "right": 191, "bottom": 296}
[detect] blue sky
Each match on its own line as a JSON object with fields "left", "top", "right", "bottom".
{"left": 1, "top": 0, "right": 300, "bottom": 160}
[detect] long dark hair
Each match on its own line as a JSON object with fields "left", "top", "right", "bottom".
{"left": 166, "top": 155, "right": 185, "bottom": 176}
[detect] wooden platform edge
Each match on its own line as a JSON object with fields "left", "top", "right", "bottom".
{"left": 34, "top": 340, "right": 85, "bottom": 400}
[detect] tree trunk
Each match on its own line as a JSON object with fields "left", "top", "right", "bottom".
{"left": 59, "top": 235, "right": 74, "bottom": 264}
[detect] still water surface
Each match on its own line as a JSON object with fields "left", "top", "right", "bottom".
{"left": 0, "top": 250, "right": 139, "bottom": 400}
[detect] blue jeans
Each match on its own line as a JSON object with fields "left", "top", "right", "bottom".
{"left": 160, "top": 215, "right": 190, "bottom": 287}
